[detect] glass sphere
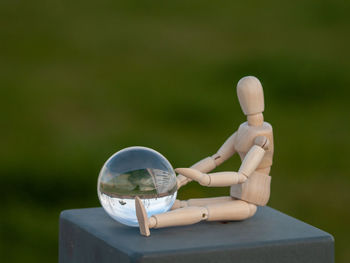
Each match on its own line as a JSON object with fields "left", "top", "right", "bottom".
{"left": 97, "top": 146, "right": 177, "bottom": 227}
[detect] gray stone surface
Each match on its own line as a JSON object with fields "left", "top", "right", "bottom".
{"left": 59, "top": 206, "right": 334, "bottom": 263}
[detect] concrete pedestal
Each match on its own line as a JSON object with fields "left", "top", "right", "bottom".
{"left": 59, "top": 206, "right": 333, "bottom": 263}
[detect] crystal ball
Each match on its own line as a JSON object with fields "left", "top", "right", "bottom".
{"left": 97, "top": 146, "right": 177, "bottom": 227}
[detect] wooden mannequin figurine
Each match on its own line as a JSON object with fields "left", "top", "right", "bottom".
{"left": 136, "top": 76, "right": 274, "bottom": 237}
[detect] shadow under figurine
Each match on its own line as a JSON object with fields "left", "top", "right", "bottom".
{"left": 136, "top": 76, "right": 274, "bottom": 237}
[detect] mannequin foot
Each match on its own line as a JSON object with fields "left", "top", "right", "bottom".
{"left": 135, "top": 196, "right": 150, "bottom": 237}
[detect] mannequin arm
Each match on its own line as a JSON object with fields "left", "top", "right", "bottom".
{"left": 176, "top": 136, "right": 269, "bottom": 187}
{"left": 175, "top": 168, "right": 247, "bottom": 187}
{"left": 212, "top": 131, "right": 237, "bottom": 166}
{"left": 238, "top": 136, "right": 269, "bottom": 178}
{"left": 176, "top": 132, "right": 237, "bottom": 189}
{"left": 176, "top": 157, "right": 216, "bottom": 189}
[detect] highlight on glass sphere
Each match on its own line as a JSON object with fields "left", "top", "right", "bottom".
{"left": 97, "top": 146, "right": 177, "bottom": 227}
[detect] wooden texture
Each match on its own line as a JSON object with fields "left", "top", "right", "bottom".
{"left": 176, "top": 156, "right": 217, "bottom": 189}
{"left": 172, "top": 196, "right": 233, "bottom": 209}
{"left": 230, "top": 121, "right": 273, "bottom": 205}
{"left": 135, "top": 196, "right": 150, "bottom": 237}
{"left": 176, "top": 168, "right": 246, "bottom": 187}
{"left": 151, "top": 206, "right": 209, "bottom": 228}
{"left": 237, "top": 76, "right": 264, "bottom": 115}
{"left": 150, "top": 200, "right": 256, "bottom": 229}
{"left": 238, "top": 145, "right": 266, "bottom": 177}
{"left": 137, "top": 75, "right": 274, "bottom": 235}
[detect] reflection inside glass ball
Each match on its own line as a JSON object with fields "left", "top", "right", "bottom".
{"left": 98, "top": 146, "right": 177, "bottom": 226}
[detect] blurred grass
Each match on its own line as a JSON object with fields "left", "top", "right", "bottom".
{"left": 0, "top": 0, "right": 349, "bottom": 262}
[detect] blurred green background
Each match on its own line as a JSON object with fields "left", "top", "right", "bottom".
{"left": 1, "top": 0, "right": 349, "bottom": 262}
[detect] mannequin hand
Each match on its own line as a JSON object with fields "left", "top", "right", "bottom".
{"left": 175, "top": 168, "right": 210, "bottom": 186}
{"left": 175, "top": 175, "right": 184, "bottom": 190}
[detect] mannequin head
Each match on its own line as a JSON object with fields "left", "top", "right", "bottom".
{"left": 236, "top": 76, "right": 264, "bottom": 126}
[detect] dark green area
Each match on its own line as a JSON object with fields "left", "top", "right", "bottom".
{"left": 1, "top": 0, "right": 349, "bottom": 262}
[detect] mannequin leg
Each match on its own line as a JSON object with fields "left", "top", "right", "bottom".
{"left": 136, "top": 197, "right": 256, "bottom": 236}
{"left": 205, "top": 200, "right": 257, "bottom": 221}
{"left": 171, "top": 196, "right": 233, "bottom": 210}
